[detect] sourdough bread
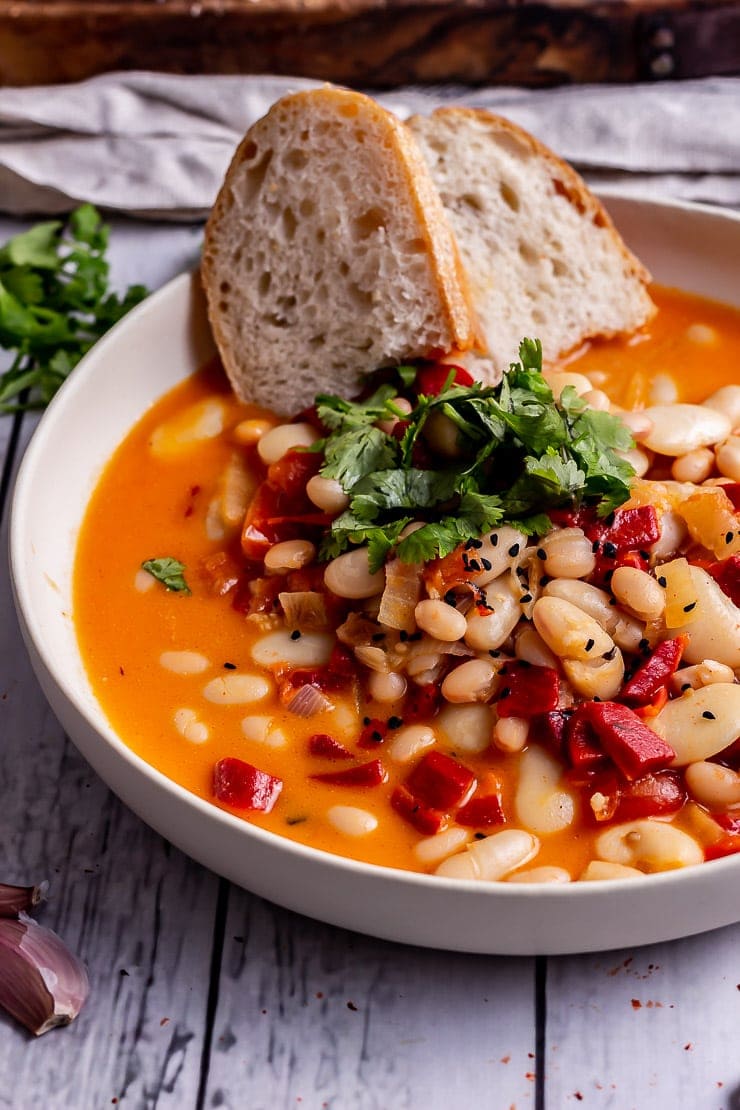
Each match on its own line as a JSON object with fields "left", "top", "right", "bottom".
{"left": 407, "top": 108, "right": 656, "bottom": 382}
{"left": 202, "top": 88, "right": 479, "bottom": 413}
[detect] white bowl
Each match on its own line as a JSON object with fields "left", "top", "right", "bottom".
{"left": 10, "top": 194, "right": 740, "bottom": 955}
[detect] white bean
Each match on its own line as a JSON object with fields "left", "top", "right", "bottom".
{"left": 492, "top": 716, "right": 529, "bottom": 754}
{"left": 581, "top": 389, "right": 611, "bottom": 412}
{"left": 538, "top": 528, "right": 596, "bottom": 579}
{"left": 264, "top": 539, "right": 316, "bottom": 573}
{"left": 595, "top": 819, "right": 703, "bottom": 871}
{"left": 610, "top": 566, "right": 665, "bottom": 621}
{"left": 533, "top": 595, "right": 624, "bottom": 699}
{"left": 250, "top": 630, "right": 334, "bottom": 668}
{"left": 414, "top": 827, "right": 472, "bottom": 866}
{"left": 647, "top": 373, "right": 679, "bottom": 406}
{"left": 650, "top": 684, "right": 740, "bottom": 765}
{"left": 232, "top": 417, "right": 275, "bottom": 445}
{"left": 466, "top": 527, "right": 528, "bottom": 587}
{"left": 671, "top": 447, "right": 715, "bottom": 484}
{"left": 514, "top": 626, "right": 559, "bottom": 669}
{"left": 324, "top": 548, "right": 385, "bottom": 600}
{"left": 174, "top": 707, "right": 209, "bottom": 744}
{"left": 159, "top": 650, "right": 210, "bottom": 675}
{"left": 150, "top": 399, "right": 226, "bottom": 457}
{"left": 649, "top": 510, "right": 687, "bottom": 561}
{"left": 542, "top": 578, "right": 644, "bottom": 653}
{"left": 620, "top": 447, "right": 652, "bottom": 478}
{"left": 506, "top": 866, "right": 571, "bottom": 884}
{"left": 671, "top": 660, "right": 735, "bottom": 693}
{"left": 465, "top": 576, "right": 521, "bottom": 650}
{"left": 367, "top": 670, "right": 407, "bottom": 703}
{"left": 436, "top": 703, "right": 493, "bottom": 754}
{"left": 134, "top": 567, "right": 157, "bottom": 593}
{"left": 579, "top": 861, "right": 644, "bottom": 881}
{"left": 671, "top": 566, "right": 740, "bottom": 669}
{"left": 241, "top": 716, "right": 287, "bottom": 747}
{"left": 619, "top": 411, "right": 654, "bottom": 441}
{"left": 686, "top": 323, "right": 718, "bottom": 347}
{"left": 703, "top": 384, "right": 740, "bottom": 427}
{"left": 685, "top": 761, "right": 740, "bottom": 810}
{"left": 415, "top": 599, "right": 468, "bottom": 642}
{"left": 640, "top": 404, "right": 732, "bottom": 456}
{"left": 327, "top": 806, "right": 378, "bottom": 837}
{"left": 257, "top": 422, "right": 319, "bottom": 465}
{"left": 306, "top": 475, "right": 350, "bottom": 513}
{"left": 388, "top": 725, "right": 436, "bottom": 763}
{"left": 441, "top": 659, "right": 497, "bottom": 704}
{"left": 202, "top": 673, "right": 272, "bottom": 705}
{"left": 542, "top": 369, "right": 592, "bottom": 399}
{"left": 514, "top": 744, "right": 576, "bottom": 835}
{"left": 435, "top": 829, "right": 539, "bottom": 881}
{"left": 716, "top": 435, "right": 740, "bottom": 482}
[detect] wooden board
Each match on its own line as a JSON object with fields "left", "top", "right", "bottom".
{"left": 1, "top": 0, "right": 740, "bottom": 87}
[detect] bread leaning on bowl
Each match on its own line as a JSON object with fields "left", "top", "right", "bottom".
{"left": 202, "top": 87, "right": 481, "bottom": 414}
{"left": 407, "top": 108, "right": 656, "bottom": 382}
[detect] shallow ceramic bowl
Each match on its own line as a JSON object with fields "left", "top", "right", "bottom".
{"left": 10, "top": 195, "right": 740, "bottom": 955}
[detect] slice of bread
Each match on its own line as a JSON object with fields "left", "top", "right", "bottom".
{"left": 202, "top": 88, "right": 480, "bottom": 414}
{"left": 407, "top": 108, "right": 656, "bottom": 382}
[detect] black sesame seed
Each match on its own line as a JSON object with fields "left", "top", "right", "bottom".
{"left": 474, "top": 832, "right": 487, "bottom": 840}
{"left": 536, "top": 548, "right": 548, "bottom": 560}
{"left": 481, "top": 558, "right": 492, "bottom": 571}
{"left": 591, "top": 541, "right": 600, "bottom": 553}
{"left": 638, "top": 638, "right": 650, "bottom": 651}
{"left": 593, "top": 695, "right": 602, "bottom": 702}
{"left": 602, "top": 646, "right": 617, "bottom": 660}
{"left": 639, "top": 550, "right": 650, "bottom": 561}
{"left": 444, "top": 590, "right": 457, "bottom": 605}
{"left": 499, "top": 686, "right": 511, "bottom": 699}
{"left": 399, "top": 630, "right": 408, "bottom": 642}
{"left": 489, "top": 650, "right": 501, "bottom": 658}
{"left": 290, "top": 629, "right": 302, "bottom": 640}
{"left": 603, "top": 542, "right": 618, "bottom": 559}
{"left": 702, "top": 711, "right": 716, "bottom": 720}
{"left": 223, "top": 661, "right": 237, "bottom": 670}
{"left": 371, "top": 730, "right": 383, "bottom": 742}
{"left": 520, "top": 593, "right": 533, "bottom": 604}
{"left": 468, "top": 559, "right": 481, "bottom": 571}
{"left": 363, "top": 716, "right": 371, "bottom": 725}
{"left": 508, "top": 543, "right": 520, "bottom": 557}
{"left": 658, "top": 576, "right": 667, "bottom": 588}
{"left": 372, "top": 632, "right": 386, "bottom": 642}
{"left": 540, "top": 575, "right": 551, "bottom": 587}
{"left": 470, "top": 538, "right": 483, "bottom": 549}
{"left": 585, "top": 638, "right": 595, "bottom": 653}
{"left": 683, "top": 601, "right": 697, "bottom": 613}
{"left": 490, "top": 534, "right": 499, "bottom": 546}
{"left": 681, "top": 683, "right": 692, "bottom": 692}
{"left": 388, "top": 716, "right": 403, "bottom": 729}
{"left": 726, "top": 531, "right": 735, "bottom": 545}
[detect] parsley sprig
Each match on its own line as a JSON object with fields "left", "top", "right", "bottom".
{"left": 0, "top": 205, "right": 148, "bottom": 412}
{"left": 316, "top": 340, "right": 635, "bottom": 570}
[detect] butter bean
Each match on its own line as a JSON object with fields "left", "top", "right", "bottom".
{"left": 595, "top": 819, "right": 702, "bottom": 871}
{"left": 640, "top": 404, "right": 731, "bottom": 456}
{"left": 685, "top": 761, "right": 740, "bottom": 810}
{"left": 514, "top": 744, "right": 576, "bottom": 835}
{"left": 435, "top": 829, "right": 539, "bottom": 881}
{"left": 650, "top": 683, "right": 740, "bottom": 765}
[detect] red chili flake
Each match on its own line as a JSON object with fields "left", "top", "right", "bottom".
{"left": 456, "top": 794, "right": 505, "bottom": 828}
{"left": 358, "top": 718, "right": 389, "bottom": 748}
{"left": 311, "top": 759, "right": 387, "bottom": 788}
{"left": 213, "top": 758, "right": 283, "bottom": 812}
{"left": 390, "top": 785, "right": 445, "bottom": 835}
{"left": 308, "top": 734, "right": 354, "bottom": 761}
{"left": 406, "top": 751, "right": 476, "bottom": 811}
{"left": 576, "top": 701, "right": 676, "bottom": 781}
{"left": 496, "top": 662, "right": 560, "bottom": 718}
{"left": 621, "top": 637, "right": 688, "bottom": 706}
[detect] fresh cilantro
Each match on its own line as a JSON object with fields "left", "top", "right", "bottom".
{"left": 315, "top": 340, "right": 636, "bottom": 563}
{"left": 141, "top": 557, "right": 191, "bottom": 595}
{"left": 0, "top": 205, "right": 148, "bottom": 412}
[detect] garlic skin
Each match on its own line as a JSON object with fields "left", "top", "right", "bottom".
{"left": 0, "top": 913, "right": 89, "bottom": 1036}
{"left": 0, "top": 881, "right": 47, "bottom": 918}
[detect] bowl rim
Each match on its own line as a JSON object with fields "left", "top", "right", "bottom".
{"left": 9, "top": 190, "right": 740, "bottom": 902}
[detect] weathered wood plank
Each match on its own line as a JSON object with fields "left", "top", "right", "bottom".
{"left": 544, "top": 925, "right": 740, "bottom": 1108}
{"left": 203, "top": 888, "right": 538, "bottom": 1109}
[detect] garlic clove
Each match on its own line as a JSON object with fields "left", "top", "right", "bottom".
{"left": 0, "top": 913, "right": 89, "bottom": 1035}
{"left": 0, "top": 881, "right": 47, "bottom": 918}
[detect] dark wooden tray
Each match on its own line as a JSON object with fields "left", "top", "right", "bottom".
{"left": 2, "top": 0, "right": 739, "bottom": 87}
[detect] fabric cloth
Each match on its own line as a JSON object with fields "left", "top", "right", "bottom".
{"left": 1, "top": 71, "right": 739, "bottom": 220}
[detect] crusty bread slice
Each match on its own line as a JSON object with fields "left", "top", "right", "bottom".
{"left": 202, "top": 87, "right": 480, "bottom": 414}
{"left": 407, "top": 108, "right": 656, "bottom": 382}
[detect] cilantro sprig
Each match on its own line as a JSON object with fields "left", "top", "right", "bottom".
{"left": 315, "top": 340, "right": 635, "bottom": 569}
{"left": 141, "top": 557, "right": 191, "bottom": 595}
{"left": 0, "top": 205, "right": 148, "bottom": 412}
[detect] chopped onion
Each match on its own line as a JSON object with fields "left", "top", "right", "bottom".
{"left": 378, "top": 559, "right": 422, "bottom": 633}
{"left": 336, "top": 613, "right": 384, "bottom": 647}
{"left": 0, "top": 882, "right": 47, "bottom": 918}
{"left": 284, "top": 683, "right": 334, "bottom": 717}
{"left": 0, "top": 913, "right": 89, "bottom": 1036}
{"left": 354, "top": 645, "right": 390, "bottom": 673}
{"left": 279, "top": 591, "right": 328, "bottom": 631}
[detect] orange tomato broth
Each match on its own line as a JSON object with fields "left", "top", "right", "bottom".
{"left": 73, "top": 285, "right": 740, "bottom": 877}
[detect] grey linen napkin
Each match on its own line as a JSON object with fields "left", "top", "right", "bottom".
{"left": 1, "top": 71, "right": 739, "bottom": 220}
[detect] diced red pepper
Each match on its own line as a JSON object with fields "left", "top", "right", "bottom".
{"left": 704, "top": 836, "right": 740, "bottom": 861}
{"left": 715, "top": 812, "right": 740, "bottom": 834}
{"left": 565, "top": 712, "right": 609, "bottom": 771}
{"left": 213, "top": 758, "right": 283, "bottom": 812}
{"left": 496, "top": 662, "right": 560, "bottom": 718}
{"left": 390, "top": 785, "right": 446, "bottom": 835}
{"left": 577, "top": 701, "right": 676, "bottom": 781}
{"left": 616, "top": 770, "right": 686, "bottom": 821}
{"left": 267, "top": 448, "right": 322, "bottom": 497}
{"left": 706, "top": 554, "right": 740, "bottom": 607}
{"left": 308, "top": 733, "right": 354, "bottom": 761}
{"left": 359, "top": 718, "right": 389, "bottom": 748}
{"left": 531, "top": 710, "right": 572, "bottom": 760}
{"left": 327, "top": 642, "right": 357, "bottom": 682}
{"left": 198, "top": 550, "right": 243, "bottom": 596}
{"left": 621, "top": 636, "right": 688, "bottom": 706}
{"left": 585, "top": 506, "right": 661, "bottom": 553}
{"left": 415, "top": 362, "right": 474, "bottom": 396}
{"left": 456, "top": 794, "right": 505, "bottom": 828}
{"left": 311, "top": 759, "right": 387, "bottom": 787}
{"left": 403, "top": 682, "right": 441, "bottom": 723}
{"left": 632, "top": 687, "right": 669, "bottom": 720}
{"left": 405, "top": 751, "right": 476, "bottom": 811}
{"left": 718, "top": 482, "right": 740, "bottom": 511}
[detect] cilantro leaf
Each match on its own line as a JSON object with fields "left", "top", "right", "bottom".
{"left": 141, "top": 557, "right": 191, "bottom": 594}
{"left": 321, "top": 426, "right": 397, "bottom": 490}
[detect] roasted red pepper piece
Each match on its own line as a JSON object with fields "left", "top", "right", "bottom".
{"left": 632, "top": 687, "right": 669, "bottom": 720}
{"left": 311, "top": 759, "right": 387, "bottom": 787}
{"left": 531, "top": 710, "right": 572, "bottom": 759}
{"left": 616, "top": 770, "right": 686, "bottom": 821}
{"left": 390, "top": 785, "right": 446, "bottom": 835}
{"left": 706, "top": 554, "right": 740, "bottom": 607}
{"left": 621, "top": 636, "right": 688, "bottom": 706}
{"left": 577, "top": 701, "right": 676, "bottom": 781}
{"left": 715, "top": 812, "right": 740, "bottom": 834}
{"left": 307, "top": 733, "right": 354, "bottom": 761}
{"left": 359, "top": 718, "right": 389, "bottom": 748}
{"left": 565, "top": 712, "right": 609, "bottom": 770}
{"left": 199, "top": 550, "right": 243, "bottom": 596}
{"left": 704, "top": 836, "right": 740, "bottom": 861}
{"left": 586, "top": 506, "right": 661, "bottom": 553}
{"left": 496, "top": 662, "right": 560, "bottom": 718}
{"left": 403, "top": 682, "right": 441, "bottom": 723}
{"left": 267, "top": 448, "right": 322, "bottom": 496}
{"left": 405, "top": 751, "right": 476, "bottom": 810}
{"left": 213, "top": 758, "right": 283, "bottom": 812}
{"left": 415, "top": 362, "right": 474, "bottom": 396}
{"left": 718, "top": 482, "right": 740, "bottom": 511}
{"left": 456, "top": 794, "right": 505, "bottom": 828}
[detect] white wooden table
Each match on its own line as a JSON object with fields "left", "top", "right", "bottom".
{"left": 1, "top": 217, "right": 738, "bottom": 1110}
